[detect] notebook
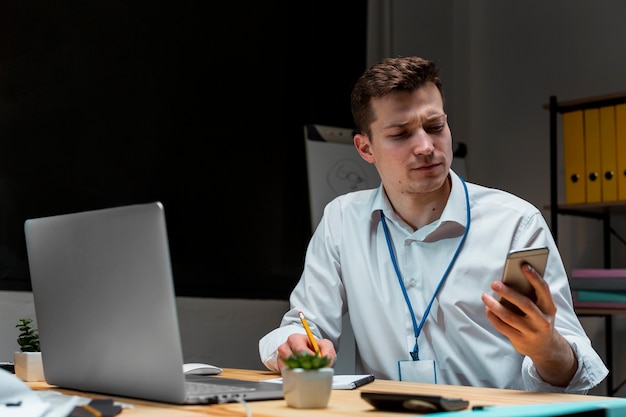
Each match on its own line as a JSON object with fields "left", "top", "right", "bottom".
{"left": 24, "top": 201, "right": 284, "bottom": 405}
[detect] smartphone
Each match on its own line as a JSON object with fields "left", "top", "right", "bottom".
{"left": 361, "top": 391, "right": 469, "bottom": 412}
{"left": 498, "top": 247, "right": 549, "bottom": 315}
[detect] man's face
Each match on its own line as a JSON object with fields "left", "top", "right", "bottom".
{"left": 356, "top": 82, "right": 453, "bottom": 198}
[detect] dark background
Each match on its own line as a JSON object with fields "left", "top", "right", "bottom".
{"left": 0, "top": 1, "right": 367, "bottom": 299}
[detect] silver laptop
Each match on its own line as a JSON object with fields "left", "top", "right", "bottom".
{"left": 24, "top": 202, "right": 284, "bottom": 404}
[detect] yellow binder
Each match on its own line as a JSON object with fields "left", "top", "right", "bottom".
{"left": 562, "top": 110, "right": 586, "bottom": 204}
{"left": 599, "top": 106, "right": 618, "bottom": 202}
{"left": 583, "top": 108, "right": 602, "bottom": 203}
{"left": 617, "top": 103, "right": 626, "bottom": 201}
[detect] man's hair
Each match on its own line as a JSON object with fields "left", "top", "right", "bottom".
{"left": 350, "top": 56, "right": 444, "bottom": 138}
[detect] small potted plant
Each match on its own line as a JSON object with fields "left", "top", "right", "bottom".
{"left": 14, "top": 317, "right": 45, "bottom": 382}
{"left": 281, "top": 351, "right": 334, "bottom": 409}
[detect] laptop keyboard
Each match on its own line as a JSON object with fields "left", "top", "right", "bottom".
{"left": 186, "top": 381, "right": 256, "bottom": 394}
{"left": 185, "top": 381, "right": 258, "bottom": 404}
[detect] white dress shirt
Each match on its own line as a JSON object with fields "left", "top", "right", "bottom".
{"left": 259, "top": 170, "right": 608, "bottom": 393}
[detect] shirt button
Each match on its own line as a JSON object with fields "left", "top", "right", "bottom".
{"left": 406, "top": 278, "right": 417, "bottom": 288}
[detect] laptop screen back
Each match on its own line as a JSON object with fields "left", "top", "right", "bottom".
{"left": 25, "top": 202, "right": 189, "bottom": 403}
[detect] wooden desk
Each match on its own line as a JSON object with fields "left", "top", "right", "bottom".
{"left": 29, "top": 368, "right": 616, "bottom": 417}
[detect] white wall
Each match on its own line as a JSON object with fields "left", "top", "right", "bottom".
{"left": 367, "top": 0, "right": 626, "bottom": 396}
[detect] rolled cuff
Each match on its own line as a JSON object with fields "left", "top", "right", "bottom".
{"left": 259, "top": 325, "right": 308, "bottom": 373}
{"left": 522, "top": 337, "right": 608, "bottom": 394}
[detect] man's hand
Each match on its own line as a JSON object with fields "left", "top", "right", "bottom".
{"left": 276, "top": 334, "right": 337, "bottom": 369}
{"left": 481, "top": 263, "right": 577, "bottom": 387}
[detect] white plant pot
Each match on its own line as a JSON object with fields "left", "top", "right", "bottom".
{"left": 14, "top": 351, "right": 45, "bottom": 382}
{"left": 282, "top": 367, "right": 334, "bottom": 409}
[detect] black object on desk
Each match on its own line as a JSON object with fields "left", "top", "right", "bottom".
{"left": 0, "top": 362, "right": 15, "bottom": 374}
{"left": 68, "top": 399, "right": 122, "bottom": 417}
{"left": 361, "top": 391, "right": 469, "bottom": 413}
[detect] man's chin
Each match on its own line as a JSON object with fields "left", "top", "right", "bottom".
{"left": 406, "top": 172, "right": 449, "bottom": 193}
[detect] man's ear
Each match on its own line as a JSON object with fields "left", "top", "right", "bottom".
{"left": 354, "top": 133, "right": 375, "bottom": 164}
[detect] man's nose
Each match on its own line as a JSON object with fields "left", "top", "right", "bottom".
{"left": 411, "top": 130, "right": 435, "bottom": 155}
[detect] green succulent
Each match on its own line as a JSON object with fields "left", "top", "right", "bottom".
{"left": 283, "top": 351, "right": 331, "bottom": 370}
{"left": 16, "top": 317, "right": 40, "bottom": 352}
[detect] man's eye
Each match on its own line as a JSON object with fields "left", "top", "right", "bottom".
{"left": 389, "top": 131, "right": 410, "bottom": 139}
{"left": 425, "top": 124, "right": 444, "bottom": 133}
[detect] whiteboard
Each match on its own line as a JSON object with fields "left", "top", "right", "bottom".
{"left": 304, "top": 124, "right": 380, "bottom": 229}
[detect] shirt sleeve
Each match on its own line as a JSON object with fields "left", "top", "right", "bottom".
{"left": 259, "top": 324, "right": 308, "bottom": 373}
{"left": 521, "top": 336, "right": 609, "bottom": 393}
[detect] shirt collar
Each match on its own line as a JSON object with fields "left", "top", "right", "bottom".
{"left": 371, "top": 169, "right": 468, "bottom": 242}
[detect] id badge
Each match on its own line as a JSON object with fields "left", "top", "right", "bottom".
{"left": 398, "top": 359, "right": 436, "bottom": 383}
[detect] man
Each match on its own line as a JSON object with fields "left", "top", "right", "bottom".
{"left": 259, "top": 56, "right": 607, "bottom": 393}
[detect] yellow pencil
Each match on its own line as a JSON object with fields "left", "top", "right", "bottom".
{"left": 298, "top": 311, "right": 321, "bottom": 356}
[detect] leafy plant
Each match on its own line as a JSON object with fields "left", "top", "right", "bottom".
{"left": 283, "top": 351, "right": 331, "bottom": 370}
{"left": 16, "top": 317, "right": 40, "bottom": 352}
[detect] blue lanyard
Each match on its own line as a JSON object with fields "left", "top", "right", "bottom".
{"left": 380, "top": 176, "right": 470, "bottom": 361}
